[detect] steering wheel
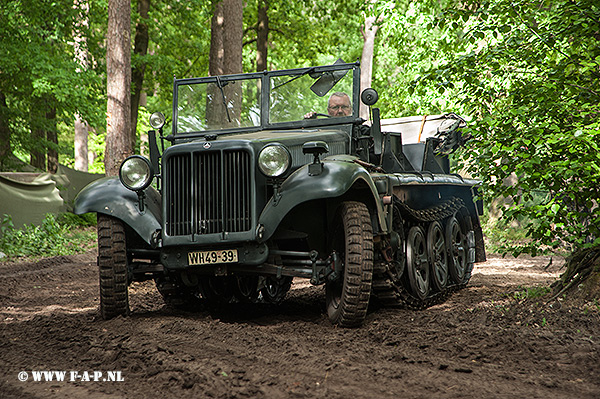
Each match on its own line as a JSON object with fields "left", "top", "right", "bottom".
{"left": 304, "top": 112, "right": 331, "bottom": 119}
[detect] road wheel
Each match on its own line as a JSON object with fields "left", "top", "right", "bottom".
{"left": 232, "top": 276, "right": 260, "bottom": 303}
{"left": 199, "top": 276, "right": 234, "bottom": 304}
{"left": 155, "top": 277, "right": 202, "bottom": 310}
{"left": 326, "top": 202, "right": 374, "bottom": 327}
{"left": 260, "top": 276, "right": 293, "bottom": 304}
{"left": 97, "top": 214, "right": 130, "bottom": 319}
{"left": 427, "top": 221, "right": 448, "bottom": 292}
{"left": 446, "top": 216, "right": 467, "bottom": 284}
{"left": 406, "top": 226, "right": 430, "bottom": 300}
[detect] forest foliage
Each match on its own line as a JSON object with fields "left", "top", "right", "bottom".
{"left": 0, "top": 0, "right": 598, "bottom": 258}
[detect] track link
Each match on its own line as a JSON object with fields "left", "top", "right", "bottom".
{"left": 372, "top": 197, "right": 474, "bottom": 309}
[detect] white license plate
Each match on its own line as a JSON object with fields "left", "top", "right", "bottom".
{"left": 188, "top": 249, "right": 238, "bottom": 266}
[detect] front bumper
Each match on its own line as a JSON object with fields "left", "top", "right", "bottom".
{"left": 160, "top": 242, "right": 269, "bottom": 271}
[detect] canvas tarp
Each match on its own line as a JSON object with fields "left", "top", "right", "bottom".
{"left": 0, "top": 174, "right": 63, "bottom": 229}
{"left": 380, "top": 114, "right": 466, "bottom": 144}
{"left": 0, "top": 165, "right": 104, "bottom": 229}
{"left": 51, "top": 164, "right": 105, "bottom": 212}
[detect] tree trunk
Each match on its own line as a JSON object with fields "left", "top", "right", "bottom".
{"left": 209, "top": 1, "right": 225, "bottom": 76}
{"left": 360, "top": 16, "right": 380, "bottom": 121}
{"left": 30, "top": 130, "right": 45, "bottom": 170}
{"left": 73, "top": 0, "right": 90, "bottom": 172}
{"left": 222, "top": 0, "right": 243, "bottom": 76}
{"left": 0, "top": 92, "right": 11, "bottom": 170}
{"left": 550, "top": 248, "right": 600, "bottom": 303}
{"left": 257, "top": 0, "right": 269, "bottom": 72}
{"left": 105, "top": 0, "right": 132, "bottom": 176}
{"left": 74, "top": 115, "right": 88, "bottom": 171}
{"left": 46, "top": 107, "right": 58, "bottom": 173}
{"left": 131, "top": 0, "right": 150, "bottom": 152}
{"left": 222, "top": 0, "right": 243, "bottom": 123}
{"left": 208, "top": 0, "right": 243, "bottom": 127}
{"left": 30, "top": 97, "right": 46, "bottom": 171}
{"left": 209, "top": 0, "right": 243, "bottom": 76}
{"left": 139, "top": 92, "right": 149, "bottom": 157}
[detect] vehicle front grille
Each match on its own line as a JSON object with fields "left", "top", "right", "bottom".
{"left": 165, "top": 150, "right": 252, "bottom": 236}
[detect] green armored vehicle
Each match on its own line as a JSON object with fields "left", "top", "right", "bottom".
{"left": 75, "top": 61, "right": 486, "bottom": 327}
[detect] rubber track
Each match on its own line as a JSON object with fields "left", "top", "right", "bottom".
{"left": 372, "top": 197, "right": 474, "bottom": 310}
{"left": 97, "top": 214, "right": 130, "bottom": 319}
{"left": 335, "top": 202, "right": 374, "bottom": 327}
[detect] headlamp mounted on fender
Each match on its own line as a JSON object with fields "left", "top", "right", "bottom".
{"left": 119, "top": 155, "right": 154, "bottom": 191}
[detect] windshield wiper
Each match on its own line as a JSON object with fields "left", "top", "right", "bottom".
{"left": 215, "top": 76, "right": 232, "bottom": 123}
{"left": 272, "top": 67, "right": 317, "bottom": 90}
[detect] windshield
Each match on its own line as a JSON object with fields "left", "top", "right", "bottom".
{"left": 176, "top": 77, "right": 261, "bottom": 133}
{"left": 269, "top": 68, "right": 353, "bottom": 124}
{"left": 173, "top": 63, "right": 357, "bottom": 135}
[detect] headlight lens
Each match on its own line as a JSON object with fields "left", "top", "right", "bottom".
{"left": 258, "top": 144, "right": 291, "bottom": 177}
{"left": 149, "top": 112, "right": 166, "bottom": 130}
{"left": 119, "top": 156, "right": 153, "bottom": 191}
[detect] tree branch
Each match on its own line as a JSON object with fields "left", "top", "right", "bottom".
{"left": 511, "top": 3, "right": 600, "bottom": 80}
{"left": 243, "top": 24, "right": 257, "bottom": 36}
{"left": 243, "top": 38, "right": 257, "bottom": 47}
{"left": 182, "top": 54, "right": 201, "bottom": 77}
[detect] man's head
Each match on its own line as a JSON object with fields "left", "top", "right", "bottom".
{"left": 327, "top": 92, "right": 352, "bottom": 117}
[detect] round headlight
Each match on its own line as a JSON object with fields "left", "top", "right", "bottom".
{"left": 258, "top": 144, "right": 291, "bottom": 177}
{"left": 149, "top": 112, "right": 166, "bottom": 130}
{"left": 119, "top": 156, "right": 154, "bottom": 191}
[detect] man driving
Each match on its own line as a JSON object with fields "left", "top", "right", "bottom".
{"left": 305, "top": 92, "right": 352, "bottom": 119}
{"left": 327, "top": 92, "right": 352, "bottom": 116}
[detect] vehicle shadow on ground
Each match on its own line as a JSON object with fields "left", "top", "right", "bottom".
{"left": 123, "top": 286, "right": 329, "bottom": 326}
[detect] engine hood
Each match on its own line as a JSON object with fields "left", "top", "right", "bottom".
{"left": 165, "top": 127, "right": 351, "bottom": 170}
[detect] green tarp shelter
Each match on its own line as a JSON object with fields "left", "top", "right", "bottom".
{"left": 0, "top": 165, "right": 104, "bottom": 229}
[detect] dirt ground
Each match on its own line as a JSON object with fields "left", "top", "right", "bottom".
{"left": 1, "top": 251, "right": 599, "bottom": 399}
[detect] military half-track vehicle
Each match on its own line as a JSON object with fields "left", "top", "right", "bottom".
{"left": 75, "top": 61, "right": 486, "bottom": 327}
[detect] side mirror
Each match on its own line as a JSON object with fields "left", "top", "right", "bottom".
{"left": 310, "top": 58, "right": 348, "bottom": 97}
{"left": 361, "top": 88, "right": 379, "bottom": 106}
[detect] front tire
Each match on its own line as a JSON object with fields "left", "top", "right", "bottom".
{"left": 326, "top": 202, "right": 374, "bottom": 327}
{"left": 97, "top": 214, "right": 130, "bottom": 319}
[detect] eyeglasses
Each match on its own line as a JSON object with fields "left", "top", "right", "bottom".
{"left": 327, "top": 105, "right": 351, "bottom": 111}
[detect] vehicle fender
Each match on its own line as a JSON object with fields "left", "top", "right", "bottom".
{"left": 74, "top": 177, "right": 162, "bottom": 246}
{"left": 258, "top": 158, "right": 387, "bottom": 241}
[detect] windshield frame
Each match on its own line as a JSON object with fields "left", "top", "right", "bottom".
{"left": 171, "top": 62, "right": 361, "bottom": 138}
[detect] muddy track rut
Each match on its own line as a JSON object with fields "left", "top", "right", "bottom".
{"left": 1, "top": 252, "right": 599, "bottom": 398}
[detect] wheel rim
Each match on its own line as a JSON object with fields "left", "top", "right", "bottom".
{"left": 233, "top": 276, "right": 259, "bottom": 302}
{"left": 326, "top": 229, "right": 345, "bottom": 312}
{"left": 264, "top": 280, "right": 277, "bottom": 297}
{"left": 260, "top": 276, "right": 292, "bottom": 304}
{"left": 427, "top": 221, "right": 448, "bottom": 291}
{"left": 406, "top": 226, "right": 430, "bottom": 300}
{"left": 200, "top": 276, "right": 233, "bottom": 303}
{"left": 325, "top": 219, "right": 346, "bottom": 309}
{"left": 446, "top": 216, "right": 466, "bottom": 283}
{"left": 326, "top": 279, "right": 343, "bottom": 311}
